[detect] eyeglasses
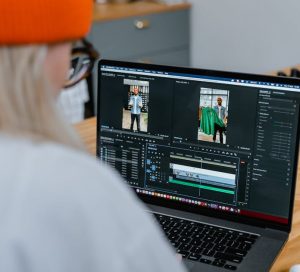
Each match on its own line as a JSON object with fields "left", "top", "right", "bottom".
{"left": 64, "top": 38, "right": 100, "bottom": 88}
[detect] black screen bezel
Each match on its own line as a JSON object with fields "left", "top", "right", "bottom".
{"left": 97, "top": 59, "right": 300, "bottom": 233}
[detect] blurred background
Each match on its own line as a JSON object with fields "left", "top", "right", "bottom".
{"left": 60, "top": 0, "right": 300, "bottom": 123}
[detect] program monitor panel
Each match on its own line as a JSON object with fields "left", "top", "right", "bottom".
{"left": 98, "top": 62, "right": 300, "bottom": 226}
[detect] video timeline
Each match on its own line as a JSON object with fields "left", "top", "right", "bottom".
{"left": 167, "top": 155, "right": 237, "bottom": 205}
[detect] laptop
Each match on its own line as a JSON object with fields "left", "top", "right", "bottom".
{"left": 96, "top": 59, "right": 300, "bottom": 271}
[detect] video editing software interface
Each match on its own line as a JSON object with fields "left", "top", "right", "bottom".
{"left": 98, "top": 63, "right": 300, "bottom": 225}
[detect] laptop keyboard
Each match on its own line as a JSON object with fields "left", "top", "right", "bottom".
{"left": 153, "top": 213, "right": 259, "bottom": 271}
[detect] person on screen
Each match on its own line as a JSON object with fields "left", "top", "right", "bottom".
{"left": 213, "top": 97, "right": 227, "bottom": 143}
{"left": 0, "top": 1, "right": 186, "bottom": 272}
{"left": 129, "top": 86, "right": 143, "bottom": 132}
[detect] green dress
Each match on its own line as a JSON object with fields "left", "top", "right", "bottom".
{"left": 200, "top": 107, "right": 225, "bottom": 135}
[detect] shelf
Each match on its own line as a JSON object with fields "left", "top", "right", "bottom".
{"left": 93, "top": 2, "right": 191, "bottom": 22}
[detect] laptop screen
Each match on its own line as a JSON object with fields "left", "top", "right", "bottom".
{"left": 97, "top": 60, "right": 300, "bottom": 228}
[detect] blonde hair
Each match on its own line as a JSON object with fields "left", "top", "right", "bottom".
{"left": 0, "top": 46, "right": 84, "bottom": 150}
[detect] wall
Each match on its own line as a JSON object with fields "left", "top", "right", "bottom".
{"left": 189, "top": 0, "right": 300, "bottom": 74}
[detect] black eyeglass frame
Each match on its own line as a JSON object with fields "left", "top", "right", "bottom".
{"left": 64, "top": 38, "right": 100, "bottom": 88}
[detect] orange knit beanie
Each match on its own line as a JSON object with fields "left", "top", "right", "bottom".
{"left": 0, "top": 0, "right": 93, "bottom": 44}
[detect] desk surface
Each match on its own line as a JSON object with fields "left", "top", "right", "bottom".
{"left": 93, "top": 2, "right": 191, "bottom": 22}
{"left": 75, "top": 117, "right": 300, "bottom": 272}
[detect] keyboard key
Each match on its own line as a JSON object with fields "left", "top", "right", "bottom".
{"left": 192, "top": 246, "right": 204, "bottom": 255}
{"left": 169, "top": 228, "right": 182, "bottom": 235}
{"left": 224, "top": 264, "right": 237, "bottom": 270}
{"left": 231, "top": 242, "right": 240, "bottom": 249}
{"left": 168, "top": 234, "right": 179, "bottom": 241}
{"left": 203, "top": 236, "right": 216, "bottom": 243}
{"left": 178, "top": 237, "right": 191, "bottom": 244}
{"left": 181, "top": 230, "right": 193, "bottom": 237}
{"left": 237, "top": 232, "right": 249, "bottom": 238}
{"left": 152, "top": 212, "right": 258, "bottom": 268}
{"left": 239, "top": 243, "right": 251, "bottom": 251}
{"left": 226, "top": 234, "right": 237, "bottom": 241}
{"left": 199, "top": 258, "right": 212, "bottom": 264}
{"left": 202, "top": 229, "right": 212, "bottom": 235}
{"left": 226, "top": 240, "right": 237, "bottom": 247}
{"left": 215, "top": 252, "right": 243, "bottom": 263}
{"left": 188, "top": 253, "right": 202, "bottom": 261}
{"left": 190, "top": 239, "right": 203, "bottom": 246}
{"left": 170, "top": 241, "right": 181, "bottom": 248}
{"left": 177, "top": 250, "right": 189, "bottom": 258}
{"left": 178, "top": 243, "right": 192, "bottom": 252}
{"left": 215, "top": 231, "right": 225, "bottom": 237}
{"left": 202, "top": 249, "right": 216, "bottom": 257}
{"left": 204, "top": 242, "right": 215, "bottom": 250}
{"left": 214, "top": 244, "right": 226, "bottom": 252}
{"left": 214, "top": 237, "right": 224, "bottom": 244}
{"left": 225, "top": 247, "right": 248, "bottom": 257}
{"left": 237, "top": 237, "right": 256, "bottom": 244}
{"left": 193, "top": 233, "right": 205, "bottom": 240}
{"left": 162, "top": 226, "right": 169, "bottom": 232}
{"left": 212, "top": 260, "right": 224, "bottom": 267}
{"left": 172, "top": 222, "right": 183, "bottom": 228}
{"left": 218, "top": 239, "right": 227, "bottom": 246}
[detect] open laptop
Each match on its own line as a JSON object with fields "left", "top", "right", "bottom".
{"left": 96, "top": 59, "right": 300, "bottom": 271}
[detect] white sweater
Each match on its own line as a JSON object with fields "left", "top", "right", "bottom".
{"left": 0, "top": 135, "right": 186, "bottom": 272}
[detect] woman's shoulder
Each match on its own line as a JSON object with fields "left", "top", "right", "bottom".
{"left": 31, "top": 140, "right": 135, "bottom": 200}
{"left": 0, "top": 135, "right": 134, "bottom": 205}
{"left": 0, "top": 136, "right": 186, "bottom": 272}
{"left": 0, "top": 134, "right": 149, "bottom": 230}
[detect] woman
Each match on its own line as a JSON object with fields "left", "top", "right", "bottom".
{"left": 0, "top": 1, "right": 186, "bottom": 271}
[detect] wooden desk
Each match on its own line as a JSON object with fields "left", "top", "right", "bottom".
{"left": 75, "top": 117, "right": 97, "bottom": 155}
{"left": 75, "top": 117, "right": 300, "bottom": 271}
